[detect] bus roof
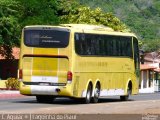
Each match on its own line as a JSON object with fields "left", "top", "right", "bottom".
{"left": 61, "top": 24, "right": 136, "bottom": 38}
{"left": 24, "top": 24, "right": 113, "bottom": 31}
{"left": 24, "top": 24, "right": 137, "bottom": 38}
{"left": 61, "top": 24, "right": 114, "bottom": 31}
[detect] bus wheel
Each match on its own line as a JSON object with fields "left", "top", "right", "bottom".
{"left": 120, "top": 85, "right": 132, "bottom": 101}
{"left": 36, "top": 95, "right": 55, "bottom": 103}
{"left": 84, "top": 84, "right": 92, "bottom": 104}
{"left": 92, "top": 83, "right": 100, "bottom": 103}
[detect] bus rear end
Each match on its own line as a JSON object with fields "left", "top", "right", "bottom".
{"left": 19, "top": 26, "right": 73, "bottom": 102}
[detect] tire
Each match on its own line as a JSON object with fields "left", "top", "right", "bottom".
{"left": 120, "top": 86, "right": 131, "bottom": 101}
{"left": 36, "top": 95, "right": 55, "bottom": 103}
{"left": 84, "top": 84, "right": 92, "bottom": 104}
{"left": 92, "top": 83, "right": 100, "bottom": 103}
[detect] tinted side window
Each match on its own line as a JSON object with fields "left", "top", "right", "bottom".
{"left": 133, "top": 37, "right": 140, "bottom": 69}
{"left": 75, "top": 33, "right": 133, "bottom": 57}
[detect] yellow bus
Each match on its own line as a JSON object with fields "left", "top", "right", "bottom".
{"left": 18, "top": 24, "right": 140, "bottom": 104}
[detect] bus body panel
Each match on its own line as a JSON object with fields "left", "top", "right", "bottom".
{"left": 73, "top": 56, "right": 138, "bottom": 97}
{"left": 22, "top": 57, "right": 69, "bottom": 83}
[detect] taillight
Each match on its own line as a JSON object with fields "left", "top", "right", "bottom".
{"left": 18, "top": 69, "right": 23, "bottom": 81}
{"left": 67, "top": 71, "right": 72, "bottom": 83}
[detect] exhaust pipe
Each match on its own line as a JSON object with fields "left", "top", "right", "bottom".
{"left": 55, "top": 88, "right": 61, "bottom": 92}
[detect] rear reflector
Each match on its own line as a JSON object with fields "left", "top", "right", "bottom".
{"left": 18, "top": 69, "right": 23, "bottom": 81}
{"left": 67, "top": 71, "right": 72, "bottom": 83}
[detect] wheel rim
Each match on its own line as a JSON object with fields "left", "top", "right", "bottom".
{"left": 93, "top": 84, "right": 100, "bottom": 103}
{"left": 127, "top": 86, "right": 131, "bottom": 96}
{"left": 85, "top": 85, "right": 92, "bottom": 103}
{"left": 86, "top": 89, "right": 91, "bottom": 101}
{"left": 94, "top": 87, "right": 100, "bottom": 98}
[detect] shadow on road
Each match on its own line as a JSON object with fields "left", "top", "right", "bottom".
{"left": 12, "top": 97, "right": 134, "bottom": 105}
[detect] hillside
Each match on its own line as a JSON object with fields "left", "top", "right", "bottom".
{"left": 79, "top": 0, "right": 160, "bottom": 51}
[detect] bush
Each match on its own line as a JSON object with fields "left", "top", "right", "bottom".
{"left": 5, "top": 78, "right": 19, "bottom": 90}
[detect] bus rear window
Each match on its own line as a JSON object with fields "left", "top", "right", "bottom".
{"left": 24, "top": 29, "right": 70, "bottom": 48}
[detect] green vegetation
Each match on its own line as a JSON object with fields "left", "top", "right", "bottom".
{"left": 78, "top": 0, "right": 160, "bottom": 52}
{"left": 5, "top": 78, "right": 19, "bottom": 90}
{"left": 58, "top": 0, "right": 128, "bottom": 32}
{"left": 0, "top": 0, "right": 21, "bottom": 59}
{"left": 0, "top": 0, "right": 128, "bottom": 58}
{"left": 18, "top": 0, "right": 59, "bottom": 26}
{"left": 0, "top": 0, "right": 159, "bottom": 58}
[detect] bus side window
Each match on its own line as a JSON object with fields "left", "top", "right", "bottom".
{"left": 133, "top": 37, "right": 140, "bottom": 77}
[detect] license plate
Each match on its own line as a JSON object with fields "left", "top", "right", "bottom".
{"left": 39, "top": 83, "right": 50, "bottom": 86}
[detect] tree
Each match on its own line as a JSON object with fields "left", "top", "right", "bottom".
{"left": 0, "top": 0, "right": 21, "bottom": 59}
{"left": 0, "top": 0, "right": 131, "bottom": 58}
{"left": 142, "top": 39, "right": 160, "bottom": 52}
{"left": 0, "top": 0, "right": 60, "bottom": 59}
{"left": 59, "top": 0, "right": 129, "bottom": 32}
{"left": 18, "top": 0, "right": 59, "bottom": 26}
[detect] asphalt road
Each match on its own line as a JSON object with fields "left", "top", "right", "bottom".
{"left": 0, "top": 93, "right": 160, "bottom": 120}
{"left": 0, "top": 93, "right": 160, "bottom": 114}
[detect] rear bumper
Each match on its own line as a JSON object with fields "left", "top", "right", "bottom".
{"left": 19, "top": 82, "right": 73, "bottom": 97}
